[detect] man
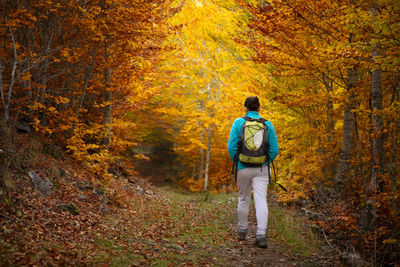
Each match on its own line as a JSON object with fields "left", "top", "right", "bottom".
{"left": 227, "top": 96, "right": 279, "bottom": 248}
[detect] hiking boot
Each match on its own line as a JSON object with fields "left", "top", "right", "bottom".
{"left": 254, "top": 237, "right": 268, "bottom": 248}
{"left": 237, "top": 229, "right": 247, "bottom": 241}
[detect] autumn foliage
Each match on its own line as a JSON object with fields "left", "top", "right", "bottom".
{"left": 0, "top": 0, "right": 174, "bottom": 177}
{"left": 234, "top": 0, "right": 400, "bottom": 263}
{"left": 1, "top": 0, "right": 400, "bottom": 265}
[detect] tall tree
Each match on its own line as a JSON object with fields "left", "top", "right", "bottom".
{"left": 152, "top": 0, "right": 259, "bottom": 191}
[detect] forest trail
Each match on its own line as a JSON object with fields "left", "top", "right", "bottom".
{"left": 1, "top": 0, "right": 399, "bottom": 264}
{"left": 0, "top": 156, "right": 335, "bottom": 266}
{"left": 227, "top": 211, "right": 300, "bottom": 267}
{"left": 151, "top": 186, "right": 336, "bottom": 266}
{"left": 159, "top": 188, "right": 299, "bottom": 267}
{"left": 0, "top": 130, "right": 334, "bottom": 266}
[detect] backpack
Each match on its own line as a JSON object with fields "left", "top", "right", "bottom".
{"left": 238, "top": 116, "right": 269, "bottom": 166}
{"left": 230, "top": 116, "right": 287, "bottom": 191}
{"left": 230, "top": 116, "right": 269, "bottom": 181}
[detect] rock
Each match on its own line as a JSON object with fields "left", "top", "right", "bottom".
{"left": 13, "top": 121, "right": 32, "bottom": 134}
{"left": 340, "top": 252, "right": 368, "bottom": 267}
{"left": 29, "top": 171, "right": 52, "bottom": 197}
{"left": 58, "top": 203, "right": 79, "bottom": 215}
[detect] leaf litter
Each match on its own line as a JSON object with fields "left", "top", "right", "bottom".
{"left": 0, "top": 134, "right": 337, "bottom": 266}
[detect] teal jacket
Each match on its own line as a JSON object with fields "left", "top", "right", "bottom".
{"left": 227, "top": 111, "right": 279, "bottom": 170}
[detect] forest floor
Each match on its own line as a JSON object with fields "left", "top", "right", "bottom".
{"left": 0, "top": 133, "right": 340, "bottom": 266}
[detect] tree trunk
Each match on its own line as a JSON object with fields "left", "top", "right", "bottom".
{"left": 354, "top": 113, "right": 364, "bottom": 183}
{"left": 77, "top": 45, "right": 98, "bottom": 118}
{"left": 100, "top": 0, "right": 112, "bottom": 148}
{"left": 1, "top": 28, "right": 18, "bottom": 123}
{"left": 198, "top": 129, "right": 204, "bottom": 180}
{"left": 370, "top": 37, "right": 385, "bottom": 192}
{"left": 334, "top": 66, "right": 357, "bottom": 194}
{"left": 388, "top": 75, "right": 400, "bottom": 218}
{"left": 204, "top": 125, "right": 213, "bottom": 192}
{"left": 362, "top": 5, "right": 385, "bottom": 231}
{"left": 390, "top": 75, "right": 399, "bottom": 192}
{"left": 198, "top": 100, "right": 205, "bottom": 180}
{"left": 103, "top": 67, "right": 112, "bottom": 148}
{"left": 0, "top": 64, "right": 5, "bottom": 121}
{"left": 191, "top": 164, "right": 196, "bottom": 179}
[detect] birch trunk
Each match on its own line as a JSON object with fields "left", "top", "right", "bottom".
{"left": 198, "top": 100, "right": 205, "bottom": 180}
{"left": 1, "top": 28, "right": 18, "bottom": 122}
{"left": 203, "top": 125, "right": 213, "bottom": 192}
{"left": 334, "top": 66, "right": 357, "bottom": 194}
{"left": 362, "top": 6, "right": 386, "bottom": 231}
{"left": 198, "top": 130, "right": 204, "bottom": 180}
{"left": 333, "top": 31, "right": 358, "bottom": 194}
{"left": 203, "top": 78, "right": 219, "bottom": 192}
{"left": 370, "top": 36, "right": 385, "bottom": 192}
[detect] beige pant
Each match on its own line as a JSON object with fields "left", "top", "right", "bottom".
{"left": 237, "top": 166, "right": 269, "bottom": 236}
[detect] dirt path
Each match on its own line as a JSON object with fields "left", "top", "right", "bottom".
{"left": 222, "top": 207, "right": 300, "bottom": 267}
{"left": 1, "top": 170, "right": 336, "bottom": 266}
{"left": 226, "top": 227, "right": 298, "bottom": 266}
{"left": 218, "top": 197, "right": 337, "bottom": 267}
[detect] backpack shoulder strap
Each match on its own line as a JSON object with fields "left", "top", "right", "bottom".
{"left": 244, "top": 116, "right": 267, "bottom": 124}
{"left": 259, "top": 118, "right": 267, "bottom": 123}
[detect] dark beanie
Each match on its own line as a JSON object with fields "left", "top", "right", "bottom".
{"left": 244, "top": 96, "right": 260, "bottom": 111}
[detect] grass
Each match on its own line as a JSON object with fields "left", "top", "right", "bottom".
{"left": 1, "top": 173, "right": 321, "bottom": 266}
{"left": 268, "top": 204, "right": 321, "bottom": 257}
{"left": 152, "top": 187, "right": 234, "bottom": 265}
{"left": 92, "top": 239, "right": 144, "bottom": 265}
{"left": 162, "top": 186, "right": 322, "bottom": 260}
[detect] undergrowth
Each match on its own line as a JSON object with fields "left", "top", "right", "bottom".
{"left": 1, "top": 129, "right": 325, "bottom": 266}
{"left": 159, "top": 186, "right": 323, "bottom": 264}
{"left": 268, "top": 204, "right": 321, "bottom": 257}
